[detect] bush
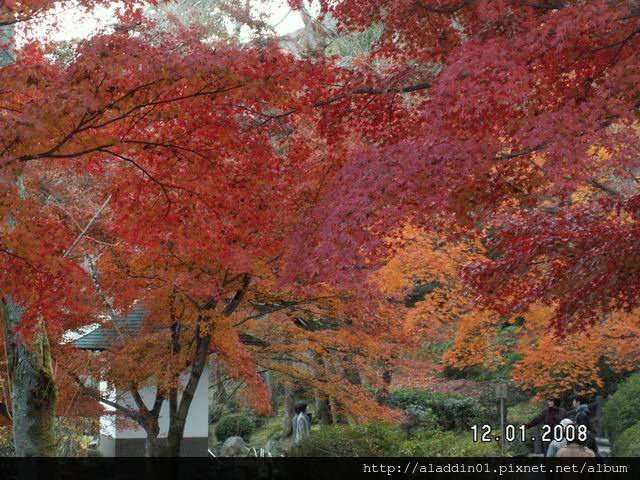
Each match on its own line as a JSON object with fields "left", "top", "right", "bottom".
{"left": 388, "top": 388, "right": 489, "bottom": 430}
{"left": 215, "top": 414, "right": 255, "bottom": 442}
{"left": 55, "top": 417, "right": 95, "bottom": 457}
{"left": 401, "top": 405, "right": 438, "bottom": 434}
{"left": 613, "top": 422, "right": 640, "bottom": 457}
{"left": 209, "top": 404, "right": 225, "bottom": 424}
{"left": 602, "top": 373, "right": 640, "bottom": 441}
{"left": 288, "top": 424, "right": 498, "bottom": 457}
{"left": 396, "top": 429, "right": 498, "bottom": 457}
{"left": 289, "top": 424, "right": 404, "bottom": 457}
{"left": 0, "top": 418, "right": 97, "bottom": 457}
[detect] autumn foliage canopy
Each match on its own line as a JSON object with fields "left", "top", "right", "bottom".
{"left": 1, "top": 0, "right": 639, "bottom": 417}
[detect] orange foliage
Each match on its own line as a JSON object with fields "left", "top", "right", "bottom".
{"left": 376, "top": 226, "right": 640, "bottom": 400}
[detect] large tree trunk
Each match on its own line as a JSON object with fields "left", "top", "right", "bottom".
{"left": 1, "top": 300, "right": 57, "bottom": 456}
{"left": 143, "top": 421, "right": 161, "bottom": 458}
{"left": 1, "top": 27, "right": 56, "bottom": 458}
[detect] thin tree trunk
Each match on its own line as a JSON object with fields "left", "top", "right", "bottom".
{"left": 283, "top": 382, "right": 295, "bottom": 436}
{"left": 342, "top": 354, "right": 362, "bottom": 386}
{"left": 321, "top": 356, "right": 341, "bottom": 425}
{"left": 313, "top": 354, "right": 331, "bottom": 425}
{"left": 264, "top": 370, "right": 278, "bottom": 413}
{"left": 328, "top": 395, "right": 340, "bottom": 425}
{"left": 376, "top": 359, "right": 393, "bottom": 402}
{"left": 314, "top": 389, "right": 332, "bottom": 425}
{"left": 1, "top": 300, "right": 57, "bottom": 456}
{"left": 214, "top": 362, "right": 227, "bottom": 402}
{"left": 165, "top": 274, "right": 250, "bottom": 456}
{"left": 164, "top": 336, "right": 209, "bottom": 457}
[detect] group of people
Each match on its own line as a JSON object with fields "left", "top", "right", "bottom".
{"left": 525, "top": 395, "right": 599, "bottom": 458}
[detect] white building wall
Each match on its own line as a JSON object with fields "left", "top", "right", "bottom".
{"left": 112, "top": 364, "right": 210, "bottom": 439}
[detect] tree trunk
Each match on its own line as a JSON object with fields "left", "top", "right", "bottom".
{"left": 264, "top": 370, "right": 278, "bottom": 413}
{"left": 1, "top": 29, "right": 56, "bottom": 458}
{"left": 376, "top": 359, "right": 393, "bottom": 402}
{"left": 314, "top": 389, "right": 332, "bottom": 425}
{"left": 213, "top": 361, "right": 227, "bottom": 403}
{"left": 312, "top": 354, "right": 331, "bottom": 425}
{"left": 164, "top": 333, "right": 210, "bottom": 456}
{"left": 328, "top": 395, "right": 341, "bottom": 424}
{"left": 143, "top": 422, "right": 160, "bottom": 458}
{"left": 342, "top": 354, "right": 362, "bottom": 386}
{"left": 1, "top": 300, "right": 57, "bottom": 456}
{"left": 165, "top": 273, "right": 251, "bottom": 456}
{"left": 282, "top": 382, "right": 295, "bottom": 437}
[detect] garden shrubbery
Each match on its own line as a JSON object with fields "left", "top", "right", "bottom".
{"left": 397, "top": 429, "right": 498, "bottom": 457}
{"left": 288, "top": 424, "right": 497, "bottom": 457}
{"left": 214, "top": 413, "right": 255, "bottom": 442}
{"left": 613, "top": 422, "right": 640, "bottom": 457}
{"left": 401, "top": 405, "right": 438, "bottom": 434}
{"left": 288, "top": 424, "right": 404, "bottom": 457}
{"left": 602, "top": 373, "right": 640, "bottom": 441}
{"left": 0, "top": 418, "right": 96, "bottom": 457}
{"left": 387, "top": 388, "right": 489, "bottom": 430}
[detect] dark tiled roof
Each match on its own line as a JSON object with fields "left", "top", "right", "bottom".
{"left": 73, "top": 305, "right": 269, "bottom": 350}
{"left": 73, "top": 306, "right": 146, "bottom": 351}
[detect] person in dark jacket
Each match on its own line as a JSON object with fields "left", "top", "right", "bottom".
{"left": 525, "top": 398, "right": 567, "bottom": 456}
{"left": 573, "top": 395, "right": 591, "bottom": 431}
{"left": 572, "top": 395, "right": 599, "bottom": 455}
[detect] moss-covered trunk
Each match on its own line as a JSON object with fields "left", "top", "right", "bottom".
{"left": 1, "top": 299, "right": 57, "bottom": 456}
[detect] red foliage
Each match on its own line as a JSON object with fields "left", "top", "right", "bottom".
{"left": 288, "top": 0, "right": 640, "bottom": 333}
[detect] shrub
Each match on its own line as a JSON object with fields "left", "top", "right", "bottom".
{"left": 401, "top": 405, "right": 438, "bottom": 434}
{"left": 602, "top": 373, "right": 640, "bottom": 441}
{"left": 55, "top": 417, "right": 95, "bottom": 457}
{"left": 396, "top": 430, "right": 498, "bottom": 457}
{"left": 613, "top": 422, "right": 640, "bottom": 457}
{"left": 209, "top": 404, "right": 225, "bottom": 424}
{"left": 288, "top": 424, "right": 498, "bottom": 457}
{"left": 215, "top": 414, "right": 255, "bottom": 442}
{"left": 388, "top": 388, "right": 489, "bottom": 430}
{"left": 0, "top": 418, "right": 97, "bottom": 457}
{"left": 288, "top": 424, "right": 404, "bottom": 457}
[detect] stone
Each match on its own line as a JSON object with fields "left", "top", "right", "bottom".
{"left": 219, "top": 436, "right": 248, "bottom": 457}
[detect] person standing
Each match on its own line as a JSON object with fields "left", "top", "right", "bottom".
{"left": 525, "top": 398, "right": 567, "bottom": 456}
{"left": 572, "top": 395, "right": 599, "bottom": 455}
{"left": 546, "top": 418, "right": 574, "bottom": 458}
{"left": 573, "top": 395, "right": 591, "bottom": 431}
{"left": 293, "top": 403, "right": 311, "bottom": 444}
{"left": 556, "top": 437, "right": 596, "bottom": 457}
